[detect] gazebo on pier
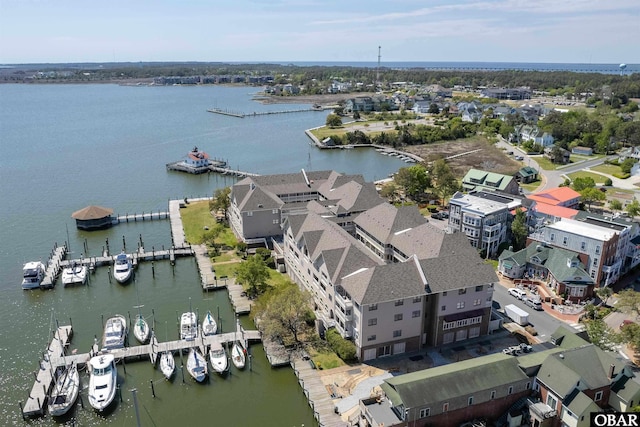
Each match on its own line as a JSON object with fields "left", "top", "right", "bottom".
{"left": 71, "top": 205, "right": 114, "bottom": 230}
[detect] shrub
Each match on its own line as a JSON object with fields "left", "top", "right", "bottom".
{"left": 326, "top": 328, "right": 357, "bottom": 361}
{"left": 604, "top": 178, "right": 613, "bottom": 186}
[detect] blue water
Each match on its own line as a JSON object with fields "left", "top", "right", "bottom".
{"left": 0, "top": 83, "right": 407, "bottom": 425}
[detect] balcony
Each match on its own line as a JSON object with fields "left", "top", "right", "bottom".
{"left": 483, "top": 223, "right": 501, "bottom": 233}
{"left": 602, "top": 259, "right": 622, "bottom": 273}
{"left": 335, "top": 291, "right": 353, "bottom": 311}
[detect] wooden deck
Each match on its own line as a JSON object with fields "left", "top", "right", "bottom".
{"left": 227, "top": 282, "right": 253, "bottom": 314}
{"left": 114, "top": 211, "right": 169, "bottom": 223}
{"left": 291, "top": 357, "right": 346, "bottom": 427}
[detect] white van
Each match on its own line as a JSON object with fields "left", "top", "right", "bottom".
{"left": 526, "top": 297, "right": 543, "bottom": 311}
{"left": 508, "top": 288, "right": 527, "bottom": 300}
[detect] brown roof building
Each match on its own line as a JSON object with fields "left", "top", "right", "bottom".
{"left": 71, "top": 205, "right": 114, "bottom": 230}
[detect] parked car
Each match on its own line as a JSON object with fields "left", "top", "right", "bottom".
{"left": 514, "top": 155, "right": 524, "bottom": 161}
{"left": 508, "top": 288, "right": 527, "bottom": 300}
{"left": 525, "top": 297, "right": 543, "bottom": 311}
{"left": 430, "top": 212, "right": 444, "bottom": 220}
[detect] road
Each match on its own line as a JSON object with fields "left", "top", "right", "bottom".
{"left": 492, "top": 285, "right": 581, "bottom": 341}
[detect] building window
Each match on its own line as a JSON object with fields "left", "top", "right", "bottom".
{"left": 580, "top": 241, "right": 586, "bottom": 250}
{"left": 468, "top": 396, "right": 473, "bottom": 406}
{"left": 395, "top": 300, "right": 404, "bottom": 306}
{"left": 596, "top": 245, "right": 601, "bottom": 254}
{"left": 550, "top": 233, "right": 555, "bottom": 242}
{"left": 442, "top": 291, "right": 447, "bottom": 296}
{"left": 563, "top": 237, "right": 568, "bottom": 245}
{"left": 443, "top": 403, "right": 449, "bottom": 413}
{"left": 393, "top": 330, "right": 402, "bottom": 337}
{"left": 475, "top": 285, "right": 483, "bottom": 292}
{"left": 247, "top": 211, "right": 253, "bottom": 217}
{"left": 413, "top": 296, "right": 422, "bottom": 303}
{"left": 474, "top": 299, "right": 481, "bottom": 306}
{"left": 419, "top": 408, "right": 430, "bottom": 418}
{"left": 490, "top": 390, "right": 496, "bottom": 400}
{"left": 508, "top": 386, "right": 513, "bottom": 395}
{"left": 595, "top": 391, "right": 603, "bottom": 401}
{"left": 273, "top": 219, "right": 279, "bottom": 224}
{"left": 526, "top": 382, "right": 531, "bottom": 390}
{"left": 412, "top": 310, "right": 421, "bottom": 318}
{"left": 394, "top": 313, "right": 403, "bottom": 321}
{"left": 272, "top": 209, "right": 278, "bottom": 214}
{"left": 546, "top": 395, "right": 557, "bottom": 409}
{"left": 369, "top": 304, "right": 378, "bottom": 311}
{"left": 368, "top": 318, "right": 377, "bottom": 326}
{"left": 458, "top": 288, "right": 467, "bottom": 295}
{"left": 441, "top": 305, "right": 446, "bottom": 311}
{"left": 367, "top": 335, "right": 376, "bottom": 341}
{"left": 457, "top": 301, "right": 465, "bottom": 309}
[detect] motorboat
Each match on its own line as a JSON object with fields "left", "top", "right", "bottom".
{"left": 48, "top": 363, "right": 80, "bottom": 417}
{"left": 102, "top": 315, "right": 127, "bottom": 350}
{"left": 113, "top": 252, "right": 132, "bottom": 284}
{"left": 21, "top": 261, "right": 45, "bottom": 290}
{"left": 133, "top": 313, "right": 150, "bottom": 344}
{"left": 180, "top": 312, "right": 197, "bottom": 341}
{"left": 88, "top": 353, "right": 117, "bottom": 411}
{"left": 202, "top": 311, "right": 217, "bottom": 336}
{"left": 231, "top": 341, "right": 246, "bottom": 370}
{"left": 187, "top": 347, "right": 207, "bottom": 382}
{"left": 209, "top": 342, "right": 228, "bottom": 374}
{"left": 61, "top": 262, "right": 88, "bottom": 286}
{"left": 159, "top": 351, "right": 175, "bottom": 380}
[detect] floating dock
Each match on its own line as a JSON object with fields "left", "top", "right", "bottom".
{"left": 40, "top": 243, "right": 68, "bottom": 289}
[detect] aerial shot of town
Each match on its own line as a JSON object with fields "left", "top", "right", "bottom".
{"left": 1, "top": 1, "right": 640, "bottom": 427}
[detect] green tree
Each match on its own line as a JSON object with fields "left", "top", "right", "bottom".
{"left": 428, "top": 103, "right": 440, "bottom": 114}
{"left": 510, "top": 208, "right": 528, "bottom": 250}
{"left": 609, "top": 199, "right": 622, "bottom": 213}
{"left": 595, "top": 286, "right": 613, "bottom": 306}
{"left": 580, "top": 187, "right": 606, "bottom": 210}
{"left": 571, "top": 176, "right": 596, "bottom": 192}
{"left": 620, "top": 158, "right": 636, "bottom": 174}
{"left": 352, "top": 110, "right": 361, "bottom": 120}
{"left": 585, "top": 318, "right": 618, "bottom": 351}
{"left": 619, "top": 322, "right": 640, "bottom": 352}
{"left": 616, "top": 289, "right": 640, "bottom": 319}
{"left": 235, "top": 254, "right": 270, "bottom": 297}
{"left": 254, "top": 283, "right": 313, "bottom": 345}
{"left": 429, "top": 159, "right": 457, "bottom": 205}
{"left": 394, "top": 164, "right": 430, "bottom": 200}
{"left": 325, "top": 113, "right": 342, "bottom": 128}
{"left": 210, "top": 186, "right": 231, "bottom": 217}
{"left": 627, "top": 200, "right": 640, "bottom": 218}
{"left": 379, "top": 182, "right": 400, "bottom": 202}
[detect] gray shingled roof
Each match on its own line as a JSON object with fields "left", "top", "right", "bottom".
{"left": 389, "top": 223, "right": 446, "bottom": 260}
{"left": 354, "top": 203, "right": 427, "bottom": 244}
{"left": 342, "top": 261, "right": 426, "bottom": 305}
{"left": 420, "top": 253, "right": 498, "bottom": 293}
{"left": 237, "top": 185, "right": 283, "bottom": 211}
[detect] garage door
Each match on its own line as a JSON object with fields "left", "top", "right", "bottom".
{"left": 363, "top": 348, "right": 376, "bottom": 361}
{"left": 393, "top": 342, "right": 406, "bottom": 355}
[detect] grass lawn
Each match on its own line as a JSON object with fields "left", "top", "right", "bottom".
{"left": 591, "top": 163, "right": 622, "bottom": 175}
{"left": 214, "top": 262, "right": 239, "bottom": 279}
{"left": 180, "top": 201, "right": 217, "bottom": 244}
{"left": 212, "top": 252, "right": 237, "bottom": 263}
{"left": 566, "top": 171, "right": 607, "bottom": 184}
{"left": 532, "top": 156, "right": 561, "bottom": 171}
{"left": 520, "top": 179, "right": 542, "bottom": 192}
{"left": 308, "top": 347, "right": 345, "bottom": 370}
{"left": 215, "top": 226, "right": 239, "bottom": 248}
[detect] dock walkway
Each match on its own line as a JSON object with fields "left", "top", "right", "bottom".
{"left": 292, "top": 357, "right": 346, "bottom": 427}
{"left": 227, "top": 281, "right": 253, "bottom": 314}
{"left": 22, "top": 326, "right": 73, "bottom": 417}
{"left": 40, "top": 243, "right": 68, "bottom": 289}
{"left": 114, "top": 211, "right": 169, "bottom": 223}
{"left": 208, "top": 107, "right": 326, "bottom": 118}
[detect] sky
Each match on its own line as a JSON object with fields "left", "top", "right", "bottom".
{"left": 0, "top": 0, "right": 638, "bottom": 65}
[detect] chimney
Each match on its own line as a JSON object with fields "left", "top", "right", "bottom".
{"left": 609, "top": 364, "right": 615, "bottom": 379}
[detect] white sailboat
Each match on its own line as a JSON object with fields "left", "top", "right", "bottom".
{"left": 160, "top": 351, "right": 175, "bottom": 380}
{"left": 209, "top": 342, "right": 228, "bottom": 374}
{"left": 202, "top": 310, "right": 217, "bottom": 336}
{"left": 187, "top": 347, "right": 207, "bottom": 382}
{"left": 132, "top": 283, "right": 150, "bottom": 344}
{"left": 48, "top": 363, "right": 80, "bottom": 416}
{"left": 231, "top": 340, "right": 246, "bottom": 370}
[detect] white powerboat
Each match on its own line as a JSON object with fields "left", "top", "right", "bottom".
{"left": 113, "top": 252, "right": 132, "bottom": 284}
{"left": 21, "top": 261, "right": 46, "bottom": 290}
{"left": 209, "top": 342, "right": 228, "bottom": 374}
{"left": 180, "top": 312, "right": 197, "bottom": 341}
{"left": 88, "top": 353, "right": 117, "bottom": 411}
{"left": 102, "top": 315, "right": 127, "bottom": 350}
{"left": 231, "top": 341, "right": 246, "bottom": 370}
{"left": 187, "top": 348, "right": 207, "bottom": 382}
{"left": 202, "top": 311, "right": 217, "bottom": 336}
{"left": 133, "top": 313, "right": 150, "bottom": 344}
{"left": 159, "top": 351, "right": 175, "bottom": 380}
{"left": 61, "top": 262, "right": 88, "bottom": 286}
{"left": 48, "top": 363, "right": 80, "bottom": 417}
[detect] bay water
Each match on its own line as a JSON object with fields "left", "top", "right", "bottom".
{"left": 0, "top": 83, "right": 406, "bottom": 425}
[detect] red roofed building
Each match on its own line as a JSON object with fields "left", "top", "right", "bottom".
{"left": 527, "top": 187, "right": 581, "bottom": 209}
{"left": 531, "top": 203, "right": 579, "bottom": 223}
{"left": 185, "top": 146, "right": 210, "bottom": 167}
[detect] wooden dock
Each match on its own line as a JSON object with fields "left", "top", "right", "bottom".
{"left": 114, "top": 211, "right": 169, "bottom": 223}
{"left": 227, "top": 282, "right": 253, "bottom": 314}
{"left": 208, "top": 165, "right": 260, "bottom": 178}
{"left": 23, "top": 323, "right": 261, "bottom": 418}
{"left": 40, "top": 243, "right": 68, "bottom": 289}
{"left": 207, "top": 107, "right": 326, "bottom": 118}
{"left": 291, "top": 357, "right": 346, "bottom": 427}
{"left": 21, "top": 326, "right": 73, "bottom": 417}
{"left": 58, "top": 246, "right": 194, "bottom": 271}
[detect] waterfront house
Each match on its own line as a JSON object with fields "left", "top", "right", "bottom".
{"left": 71, "top": 205, "right": 114, "bottom": 230}
{"left": 461, "top": 169, "right": 521, "bottom": 195}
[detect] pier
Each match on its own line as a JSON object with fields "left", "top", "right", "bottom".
{"left": 292, "top": 357, "right": 345, "bottom": 427}
{"left": 114, "top": 211, "right": 170, "bottom": 224}
{"left": 207, "top": 106, "right": 328, "bottom": 119}
{"left": 22, "top": 322, "right": 261, "bottom": 418}
{"left": 40, "top": 243, "right": 68, "bottom": 289}
{"left": 208, "top": 165, "right": 260, "bottom": 178}
{"left": 58, "top": 246, "right": 194, "bottom": 272}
